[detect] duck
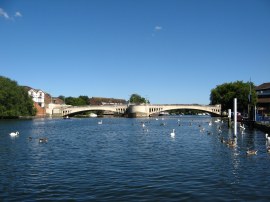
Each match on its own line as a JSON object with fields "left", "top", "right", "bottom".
{"left": 39, "top": 138, "right": 48, "bottom": 143}
{"left": 246, "top": 149, "right": 257, "bottom": 155}
{"left": 170, "top": 129, "right": 175, "bottom": 138}
{"left": 9, "top": 131, "right": 19, "bottom": 137}
{"left": 220, "top": 137, "right": 226, "bottom": 144}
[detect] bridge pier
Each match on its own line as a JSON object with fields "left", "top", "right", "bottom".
{"left": 127, "top": 105, "right": 149, "bottom": 118}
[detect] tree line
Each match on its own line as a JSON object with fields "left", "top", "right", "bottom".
{"left": 210, "top": 80, "right": 257, "bottom": 114}
{"left": 0, "top": 75, "right": 258, "bottom": 118}
{"left": 0, "top": 76, "right": 36, "bottom": 118}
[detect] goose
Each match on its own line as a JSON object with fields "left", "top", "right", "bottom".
{"left": 170, "top": 129, "right": 175, "bottom": 138}
{"left": 98, "top": 120, "right": 103, "bottom": 125}
{"left": 9, "top": 131, "right": 19, "bottom": 137}
{"left": 227, "top": 139, "right": 236, "bottom": 147}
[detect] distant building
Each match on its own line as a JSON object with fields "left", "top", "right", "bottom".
{"left": 255, "top": 82, "right": 270, "bottom": 115}
{"left": 24, "top": 86, "right": 64, "bottom": 116}
{"left": 89, "top": 97, "right": 127, "bottom": 105}
{"left": 27, "top": 88, "right": 45, "bottom": 107}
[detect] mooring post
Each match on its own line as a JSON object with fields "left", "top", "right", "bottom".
{"left": 228, "top": 109, "right": 232, "bottom": 128}
{"left": 234, "top": 98, "right": 237, "bottom": 136}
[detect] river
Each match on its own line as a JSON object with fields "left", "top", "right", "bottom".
{"left": 0, "top": 116, "right": 269, "bottom": 201}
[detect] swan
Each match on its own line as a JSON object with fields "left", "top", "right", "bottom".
{"left": 265, "top": 134, "right": 270, "bottom": 141}
{"left": 240, "top": 123, "right": 245, "bottom": 130}
{"left": 142, "top": 123, "right": 145, "bottom": 127}
{"left": 170, "top": 129, "right": 175, "bottom": 138}
{"left": 98, "top": 120, "right": 102, "bottom": 125}
{"left": 9, "top": 131, "right": 19, "bottom": 137}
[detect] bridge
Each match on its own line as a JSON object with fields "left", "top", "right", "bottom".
{"left": 62, "top": 105, "right": 127, "bottom": 117}
{"left": 60, "top": 104, "right": 221, "bottom": 117}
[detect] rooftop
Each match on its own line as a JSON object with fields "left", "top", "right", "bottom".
{"left": 255, "top": 83, "right": 270, "bottom": 91}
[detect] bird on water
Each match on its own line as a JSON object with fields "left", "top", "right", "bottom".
{"left": 9, "top": 131, "right": 19, "bottom": 137}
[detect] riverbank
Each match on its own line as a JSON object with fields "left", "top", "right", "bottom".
{"left": 254, "top": 122, "right": 270, "bottom": 133}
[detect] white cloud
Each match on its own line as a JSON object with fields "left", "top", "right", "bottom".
{"left": 154, "top": 26, "right": 163, "bottom": 31}
{"left": 0, "top": 8, "right": 10, "bottom": 19}
{"left": 15, "top": 11, "right": 22, "bottom": 17}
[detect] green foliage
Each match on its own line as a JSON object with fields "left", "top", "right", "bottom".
{"left": 65, "top": 95, "right": 89, "bottom": 106}
{"left": 129, "top": 94, "right": 149, "bottom": 104}
{"left": 210, "top": 81, "right": 257, "bottom": 113}
{"left": 0, "top": 76, "right": 36, "bottom": 117}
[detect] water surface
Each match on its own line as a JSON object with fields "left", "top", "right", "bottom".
{"left": 0, "top": 116, "right": 269, "bottom": 201}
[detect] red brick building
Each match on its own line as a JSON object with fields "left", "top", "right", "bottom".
{"left": 255, "top": 82, "right": 270, "bottom": 115}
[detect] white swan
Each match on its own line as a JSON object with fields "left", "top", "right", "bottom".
{"left": 170, "top": 129, "right": 175, "bottom": 138}
{"left": 98, "top": 120, "right": 102, "bottom": 125}
{"left": 9, "top": 131, "right": 19, "bottom": 137}
{"left": 266, "top": 133, "right": 270, "bottom": 141}
{"left": 240, "top": 123, "right": 245, "bottom": 130}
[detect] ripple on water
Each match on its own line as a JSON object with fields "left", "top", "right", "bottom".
{"left": 1, "top": 117, "right": 270, "bottom": 201}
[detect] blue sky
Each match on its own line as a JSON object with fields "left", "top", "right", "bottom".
{"left": 1, "top": 0, "right": 270, "bottom": 104}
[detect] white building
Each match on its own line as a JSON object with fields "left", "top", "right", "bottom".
{"left": 28, "top": 89, "right": 45, "bottom": 107}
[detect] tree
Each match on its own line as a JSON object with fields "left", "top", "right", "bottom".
{"left": 129, "top": 94, "right": 149, "bottom": 104}
{"left": 65, "top": 95, "right": 89, "bottom": 106}
{"left": 210, "top": 81, "right": 257, "bottom": 113}
{"left": 0, "top": 76, "right": 36, "bottom": 118}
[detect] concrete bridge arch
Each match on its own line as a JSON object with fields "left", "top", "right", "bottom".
{"left": 58, "top": 104, "right": 221, "bottom": 117}
{"left": 61, "top": 105, "right": 127, "bottom": 117}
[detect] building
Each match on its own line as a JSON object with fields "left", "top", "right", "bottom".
{"left": 255, "top": 82, "right": 270, "bottom": 115}
{"left": 27, "top": 88, "right": 45, "bottom": 107}
{"left": 24, "top": 86, "right": 64, "bottom": 116}
{"left": 89, "top": 97, "right": 127, "bottom": 105}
